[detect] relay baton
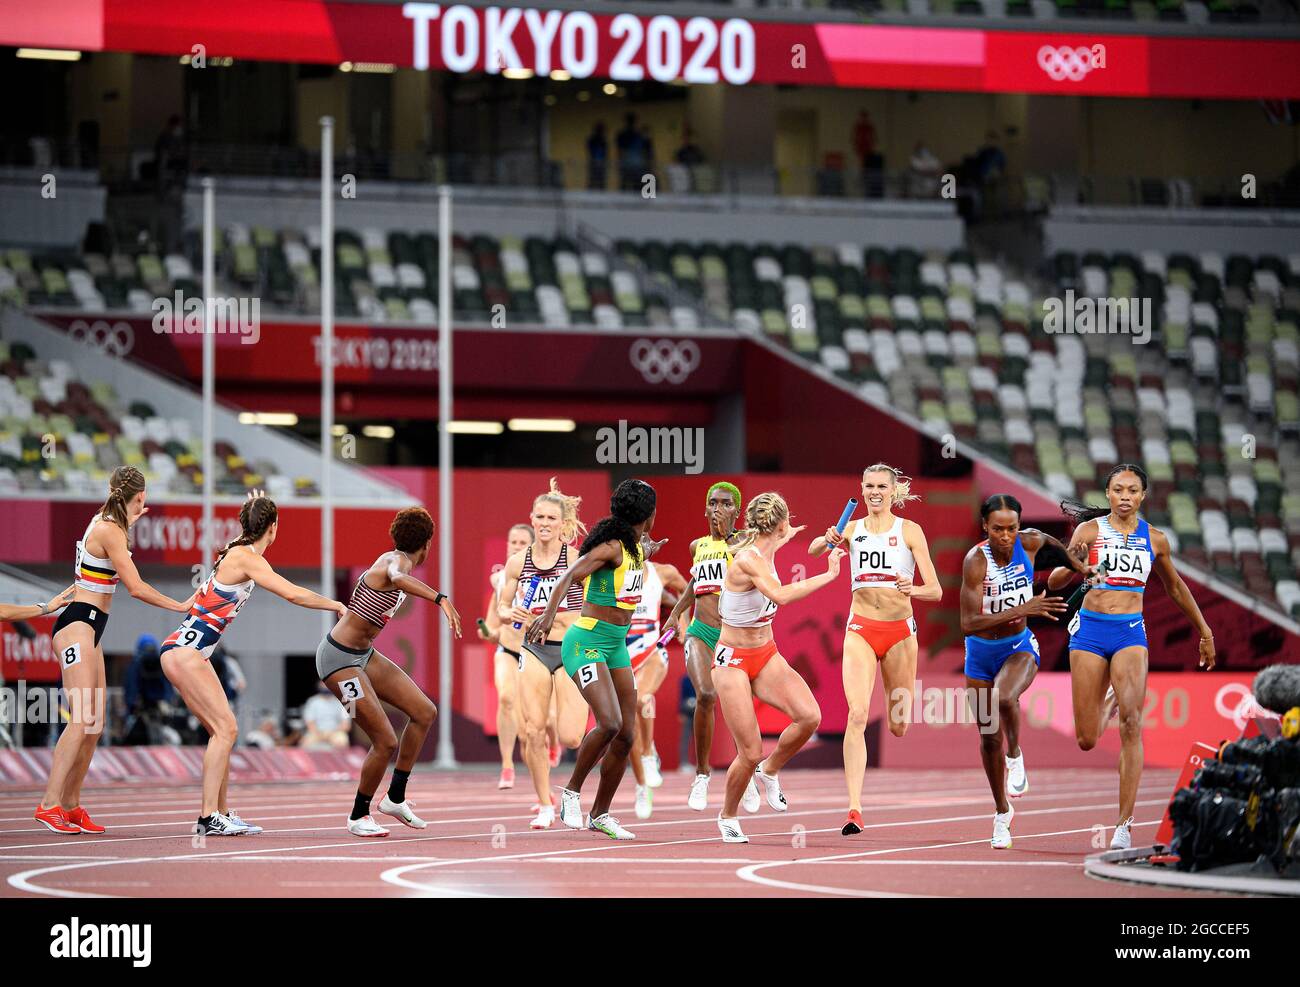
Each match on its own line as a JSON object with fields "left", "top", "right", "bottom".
{"left": 513, "top": 575, "right": 541, "bottom": 629}
{"left": 1064, "top": 560, "right": 1108, "bottom": 610}
{"left": 656, "top": 627, "right": 676, "bottom": 648}
{"left": 835, "top": 499, "right": 858, "bottom": 534}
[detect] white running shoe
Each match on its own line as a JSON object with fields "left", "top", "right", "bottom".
{"left": 225, "top": 810, "right": 262, "bottom": 834}
{"left": 1005, "top": 752, "right": 1029, "bottom": 798}
{"left": 642, "top": 755, "right": 664, "bottom": 789}
{"left": 687, "top": 773, "right": 710, "bottom": 811}
{"left": 378, "top": 795, "right": 427, "bottom": 829}
{"left": 530, "top": 804, "right": 555, "bottom": 830}
{"left": 754, "top": 761, "right": 787, "bottom": 812}
{"left": 635, "top": 784, "right": 653, "bottom": 820}
{"left": 1111, "top": 815, "right": 1134, "bottom": 850}
{"left": 559, "top": 788, "right": 583, "bottom": 829}
{"left": 347, "top": 814, "right": 390, "bottom": 838}
{"left": 741, "top": 777, "right": 761, "bottom": 814}
{"left": 991, "top": 804, "right": 1014, "bottom": 850}
{"left": 588, "top": 813, "right": 635, "bottom": 840}
{"left": 717, "top": 815, "right": 749, "bottom": 844}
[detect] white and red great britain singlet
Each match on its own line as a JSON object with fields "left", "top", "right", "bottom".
{"left": 516, "top": 543, "right": 584, "bottom": 614}
{"left": 847, "top": 516, "right": 916, "bottom": 589}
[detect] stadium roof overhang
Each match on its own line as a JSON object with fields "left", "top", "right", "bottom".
{"left": 3, "top": 0, "right": 1299, "bottom": 100}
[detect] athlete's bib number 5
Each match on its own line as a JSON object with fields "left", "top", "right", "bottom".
{"left": 577, "top": 663, "right": 599, "bottom": 688}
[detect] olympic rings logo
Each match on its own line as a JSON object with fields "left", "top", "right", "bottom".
{"left": 1214, "top": 682, "right": 1261, "bottom": 732}
{"left": 1037, "top": 45, "right": 1096, "bottom": 83}
{"left": 629, "top": 338, "right": 701, "bottom": 385}
{"left": 67, "top": 319, "right": 135, "bottom": 358}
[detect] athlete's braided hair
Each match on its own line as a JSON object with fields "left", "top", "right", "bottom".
{"left": 1060, "top": 463, "right": 1149, "bottom": 526}
{"left": 862, "top": 463, "right": 921, "bottom": 508}
{"left": 533, "top": 478, "right": 586, "bottom": 545}
{"left": 730, "top": 492, "right": 789, "bottom": 554}
{"left": 215, "top": 495, "right": 278, "bottom": 568}
{"left": 99, "top": 466, "right": 146, "bottom": 535}
{"left": 580, "top": 478, "right": 657, "bottom": 562}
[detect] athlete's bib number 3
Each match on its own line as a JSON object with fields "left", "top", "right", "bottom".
{"left": 338, "top": 678, "right": 366, "bottom": 703}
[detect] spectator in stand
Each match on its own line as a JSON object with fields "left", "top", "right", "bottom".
{"left": 853, "top": 110, "right": 883, "bottom": 197}
{"left": 245, "top": 714, "right": 284, "bottom": 750}
{"left": 973, "top": 130, "right": 1007, "bottom": 219}
{"left": 301, "top": 682, "right": 352, "bottom": 750}
{"left": 675, "top": 128, "right": 704, "bottom": 168}
{"left": 123, "top": 633, "right": 176, "bottom": 745}
{"left": 908, "top": 140, "right": 943, "bottom": 199}
{"left": 616, "top": 113, "right": 646, "bottom": 192}
{"left": 586, "top": 122, "right": 608, "bottom": 190}
{"left": 154, "top": 115, "right": 188, "bottom": 196}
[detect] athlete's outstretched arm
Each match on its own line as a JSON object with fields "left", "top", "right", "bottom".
{"left": 744, "top": 545, "right": 844, "bottom": 607}
{"left": 101, "top": 524, "right": 193, "bottom": 612}
{"left": 525, "top": 540, "right": 622, "bottom": 644}
{"left": 897, "top": 522, "right": 943, "bottom": 603}
{"left": 496, "top": 550, "right": 529, "bottom": 625}
{"left": 1150, "top": 528, "right": 1215, "bottom": 670}
{"left": 0, "top": 585, "right": 73, "bottom": 622}
{"left": 1047, "top": 519, "right": 1099, "bottom": 591}
{"left": 239, "top": 552, "right": 346, "bottom": 615}
{"left": 387, "top": 555, "right": 462, "bottom": 637}
{"left": 661, "top": 577, "right": 696, "bottom": 642}
{"left": 959, "top": 547, "right": 1065, "bottom": 635}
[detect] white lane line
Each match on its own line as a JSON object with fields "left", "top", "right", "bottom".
{"left": 734, "top": 818, "right": 1161, "bottom": 898}
{"left": 5, "top": 791, "right": 1169, "bottom": 898}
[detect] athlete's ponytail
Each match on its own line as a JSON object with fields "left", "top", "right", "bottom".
{"left": 534, "top": 477, "right": 587, "bottom": 545}
{"left": 99, "top": 466, "right": 146, "bottom": 536}
{"left": 1060, "top": 463, "right": 1149, "bottom": 525}
{"left": 729, "top": 492, "right": 790, "bottom": 554}
{"left": 863, "top": 463, "right": 921, "bottom": 508}
{"left": 215, "top": 494, "right": 278, "bottom": 568}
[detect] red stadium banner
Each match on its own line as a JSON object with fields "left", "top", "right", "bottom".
{"left": 1, "top": 615, "right": 61, "bottom": 684}
{"left": 2, "top": 3, "right": 1298, "bottom": 98}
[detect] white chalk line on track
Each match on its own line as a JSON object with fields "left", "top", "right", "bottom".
{"left": 6, "top": 794, "right": 1161, "bottom": 898}
{"left": 733, "top": 819, "right": 1161, "bottom": 898}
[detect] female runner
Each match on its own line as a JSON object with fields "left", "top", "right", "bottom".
{"left": 662, "top": 481, "right": 758, "bottom": 813}
{"left": 712, "top": 492, "right": 844, "bottom": 844}
{"left": 497, "top": 479, "right": 590, "bottom": 829}
{"left": 625, "top": 558, "right": 687, "bottom": 819}
{"left": 484, "top": 523, "right": 535, "bottom": 789}
{"left": 1050, "top": 464, "right": 1215, "bottom": 850}
{"left": 35, "top": 467, "right": 193, "bottom": 836}
{"left": 810, "top": 464, "right": 942, "bottom": 836}
{"left": 318, "top": 505, "right": 462, "bottom": 837}
{"left": 160, "top": 492, "right": 346, "bottom": 836}
{"left": 959, "top": 494, "right": 1093, "bottom": 849}
{"left": 528, "top": 478, "right": 664, "bottom": 840}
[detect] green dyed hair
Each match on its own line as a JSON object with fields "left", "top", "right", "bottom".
{"left": 706, "top": 481, "right": 742, "bottom": 513}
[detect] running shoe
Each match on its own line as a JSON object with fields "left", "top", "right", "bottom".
{"left": 224, "top": 809, "right": 261, "bottom": 835}
{"left": 347, "top": 814, "right": 390, "bottom": 838}
{"left": 742, "top": 777, "right": 761, "bottom": 814}
{"left": 61, "top": 806, "right": 106, "bottom": 834}
{"left": 642, "top": 755, "right": 663, "bottom": 789}
{"left": 717, "top": 815, "right": 748, "bottom": 844}
{"left": 687, "top": 773, "right": 710, "bottom": 811}
{"left": 1005, "top": 752, "right": 1029, "bottom": 798}
{"left": 529, "top": 794, "right": 559, "bottom": 812}
{"left": 634, "top": 784, "right": 653, "bottom": 820}
{"left": 34, "top": 804, "right": 79, "bottom": 835}
{"left": 549, "top": 741, "right": 562, "bottom": 768}
{"left": 498, "top": 766, "right": 515, "bottom": 790}
{"left": 378, "top": 795, "right": 427, "bottom": 829}
{"left": 203, "top": 812, "right": 252, "bottom": 837}
{"left": 530, "top": 804, "right": 556, "bottom": 830}
{"left": 753, "top": 761, "right": 787, "bottom": 812}
{"left": 1110, "top": 815, "right": 1134, "bottom": 850}
{"left": 559, "top": 788, "right": 583, "bottom": 829}
{"left": 991, "top": 804, "right": 1014, "bottom": 850}
{"left": 587, "top": 812, "right": 635, "bottom": 840}
{"left": 841, "top": 809, "right": 864, "bottom": 836}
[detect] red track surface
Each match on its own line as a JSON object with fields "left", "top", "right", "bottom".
{"left": 0, "top": 766, "right": 1215, "bottom": 898}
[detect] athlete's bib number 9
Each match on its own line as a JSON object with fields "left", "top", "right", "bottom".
{"left": 177, "top": 628, "right": 203, "bottom": 650}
